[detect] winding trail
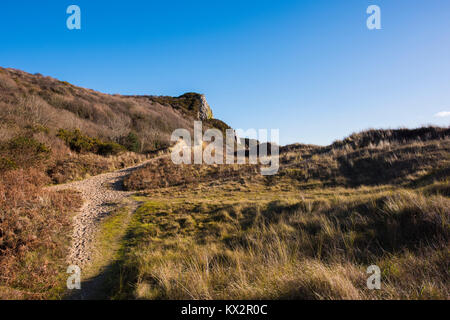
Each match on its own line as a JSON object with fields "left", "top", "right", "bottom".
{"left": 49, "top": 159, "right": 153, "bottom": 267}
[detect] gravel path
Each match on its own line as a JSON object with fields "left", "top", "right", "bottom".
{"left": 49, "top": 160, "right": 153, "bottom": 268}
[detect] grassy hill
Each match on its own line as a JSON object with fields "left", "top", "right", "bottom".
{"left": 0, "top": 67, "right": 227, "bottom": 183}
{"left": 0, "top": 67, "right": 226, "bottom": 298}
{"left": 0, "top": 67, "right": 448, "bottom": 300}
{"left": 109, "top": 126, "right": 449, "bottom": 300}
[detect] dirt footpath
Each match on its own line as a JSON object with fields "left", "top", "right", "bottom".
{"left": 49, "top": 160, "right": 152, "bottom": 267}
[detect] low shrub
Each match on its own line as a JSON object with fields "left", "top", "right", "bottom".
{"left": 119, "top": 132, "right": 141, "bottom": 153}
{"left": 56, "top": 128, "right": 97, "bottom": 153}
{"left": 0, "top": 136, "right": 51, "bottom": 170}
{"left": 57, "top": 129, "right": 125, "bottom": 156}
{"left": 97, "top": 141, "right": 126, "bottom": 156}
{"left": 0, "top": 157, "right": 17, "bottom": 171}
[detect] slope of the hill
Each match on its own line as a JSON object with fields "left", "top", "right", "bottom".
{"left": 0, "top": 67, "right": 221, "bottom": 151}
{"left": 0, "top": 67, "right": 229, "bottom": 183}
{"left": 277, "top": 126, "right": 450, "bottom": 188}
{"left": 0, "top": 67, "right": 228, "bottom": 299}
{"left": 124, "top": 126, "right": 450, "bottom": 191}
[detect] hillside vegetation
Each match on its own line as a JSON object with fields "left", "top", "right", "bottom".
{"left": 0, "top": 67, "right": 448, "bottom": 300}
{"left": 108, "top": 127, "right": 449, "bottom": 300}
{"left": 0, "top": 67, "right": 231, "bottom": 183}
{"left": 0, "top": 67, "right": 225, "bottom": 298}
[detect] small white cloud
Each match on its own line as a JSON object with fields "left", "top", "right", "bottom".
{"left": 434, "top": 111, "right": 450, "bottom": 118}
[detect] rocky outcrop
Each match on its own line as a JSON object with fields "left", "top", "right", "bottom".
{"left": 143, "top": 92, "right": 214, "bottom": 121}
{"left": 198, "top": 94, "right": 213, "bottom": 120}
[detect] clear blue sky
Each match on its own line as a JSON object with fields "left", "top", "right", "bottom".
{"left": 1, "top": 0, "right": 449, "bottom": 145}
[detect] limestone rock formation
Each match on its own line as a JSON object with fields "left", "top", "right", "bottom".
{"left": 198, "top": 94, "right": 213, "bottom": 120}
